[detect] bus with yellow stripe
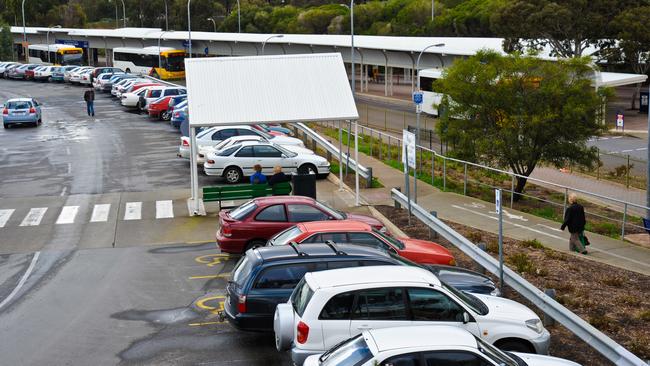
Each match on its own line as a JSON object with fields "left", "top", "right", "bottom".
{"left": 112, "top": 46, "right": 185, "bottom": 80}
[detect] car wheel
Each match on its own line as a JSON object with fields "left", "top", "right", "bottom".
{"left": 495, "top": 339, "right": 535, "bottom": 353}
{"left": 298, "top": 163, "right": 317, "bottom": 175}
{"left": 223, "top": 167, "right": 243, "bottom": 184}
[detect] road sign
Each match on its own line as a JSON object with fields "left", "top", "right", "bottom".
{"left": 616, "top": 113, "right": 624, "bottom": 127}
{"left": 402, "top": 130, "right": 416, "bottom": 169}
{"left": 413, "top": 91, "right": 423, "bottom": 105}
{"left": 495, "top": 189, "right": 501, "bottom": 214}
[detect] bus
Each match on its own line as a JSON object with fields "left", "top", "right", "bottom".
{"left": 28, "top": 44, "right": 84, "bottom": 66}
{"left": 112, "top": 47, "right": 185, "bottom": 80}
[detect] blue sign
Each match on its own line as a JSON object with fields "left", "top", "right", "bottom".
{"left": 55, "top": 39, "right": 89, "bottom": 48}
{"left": 413, "top": 91, "right": 423, "bottom": 105}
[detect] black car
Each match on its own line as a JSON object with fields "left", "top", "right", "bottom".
{"left": 224, "top": 242, "right": 499, "bottom": 332}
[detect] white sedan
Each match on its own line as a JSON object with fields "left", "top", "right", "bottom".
{"left": 178, "top": 125, "right": 305, "bottom": 160}
{"left": 305, "top": 326, "right": 580, "bottom": 366}
{"left": 203, "top": 141, "right": 329, "bottom": 183}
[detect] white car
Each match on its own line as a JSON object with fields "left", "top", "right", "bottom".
{"left": 79, "top": 68, "right": 95, "bottom": 85}
{"left": 198, "top": 135, "right": 314, "bottom": 164}
{"left": 305, "top": 326, "right": 579, "bottom": 366}
{"left": 178, "top": 125, "right": 305, "bottom": 160}
{"left": 203, "top": 141, "right": 328, "bottom": 183}
{"left": 33, "top": 65, "right": 56, "bottom": 81}
{"left": 120, "top": 86, "right": 153, "bottom": 108}
{"left": 69, "top": 67, "right": 93, "bottom": 84}
{"left": 273, "top": 266, "right": 550, "bottom": 366}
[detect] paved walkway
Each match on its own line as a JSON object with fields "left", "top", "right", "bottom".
{"left": 349, "top": 149, "right": 650, "bottom": 276}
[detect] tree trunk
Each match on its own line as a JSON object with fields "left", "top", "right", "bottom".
{"left": 513, "top": 175, "right": 528, "bottom": 202}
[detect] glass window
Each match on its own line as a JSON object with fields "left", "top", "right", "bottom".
{"left": 287, "top": 204, "right": 329, "bottom": 222}
{"left": 353, "top": 288, "right": 407, "bottom": 320}
{"left": 347, "top": 233, "right": 390, "bottom": 250}
{"left": 235, "top": 146, "right": 254, "bottom": 157}
{"left": 320, "top": 334, "right": 373, "bottom": 366}
{"left": 253, "top": 145, "right": 283, "bottom": 158}
{"left": 382, "top": 353, "right": 422, "bottom": 366}
{"left": 320, "top": 292, "right": 355, "bottom": 320}
{"left": 423, "top": 351, "right": 489, "bottom": 366}
{"left": 291, "top": 278, "right": 314, "bottom": 317}
{"left": 255, "top": 204, "right": 287, "bottom": 222}
{"left": 254, "top": 263, "right": 325, "bottom": 289}
{"left": 228, "top": 201, "right": 257, "bottom": 220}
{"left": 407, "top": 288, "right": 465, "bottom": 322}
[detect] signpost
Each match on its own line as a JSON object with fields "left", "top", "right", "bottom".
{"left": 403, "top": 130, "right": 416, "bottom": 222}
{"left": 495, "top": 189, "right": 504, "bottom": 292}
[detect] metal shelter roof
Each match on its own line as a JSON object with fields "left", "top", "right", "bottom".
{"left": 185, "top": 53, "right": 359, "bottom": 127}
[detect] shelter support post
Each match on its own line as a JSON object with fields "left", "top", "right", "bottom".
{"left": 187, "top": 126, "right": 206, "bottom": 216}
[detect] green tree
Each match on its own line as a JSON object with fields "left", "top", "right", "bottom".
{"left": 435, "top": 50, "right": 608, "bottom": 197}
{"left": 0, "top": 24, "right": 13, "bottom": 60}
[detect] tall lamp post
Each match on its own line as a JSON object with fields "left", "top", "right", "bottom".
{"left": 158, "top": 30, "right": 173, "bottom": 75}
{"left": 46, "top": 25, "right": 61, "bottom": 64}
{"left": 187, "top": 0, "right": 192, "bottom": 58}
{"left": 413, "top": 43, "right": 445, "bottom": 202}
{"left": 261, "top": 34, "right": 283, "bottom": 55}
{"left": 207, "top": 17, "right": 217, "bottom": 32}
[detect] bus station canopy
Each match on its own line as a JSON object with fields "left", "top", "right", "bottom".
{"left": 184, "top": 53, "right": 359, "bottom": 127}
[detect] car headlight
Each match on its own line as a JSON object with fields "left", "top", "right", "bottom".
{"left": 525, "top": 319, "right": 544, "bottom": 334}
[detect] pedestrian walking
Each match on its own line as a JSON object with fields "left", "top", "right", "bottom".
{"left": 560, "top": 193, "right": 588, "bottom": 254}
{"left": 83, "top": 87, "right": 95, "bottom": 117}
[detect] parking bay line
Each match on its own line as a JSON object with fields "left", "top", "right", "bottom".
{"left": 56, "top": 206, "right": 79, "bottom": 225}
{"left": 0, "top": 209, "right": 15, "bottom": 228}
{"left": 20, "top": 208, "right": 48, "bottom": 226}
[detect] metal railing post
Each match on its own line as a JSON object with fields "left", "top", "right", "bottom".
{"left": 622, "top": 203, "right": 627, "bottom": 240}
{"left": 443, "top": 157, "right": 447, "bottom": 191}
{"left": 510, "top": 175, "right": 515, "bottom": 208}
{"left": 463, "top": 163, "right": 468, "bottom": 195}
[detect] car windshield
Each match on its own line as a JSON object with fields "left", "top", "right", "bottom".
{"left": 442, "top": 281, "right": 488, "bottom": 315}
{"left": 320, "top": 334, "right": 373, "bottom": 366}
{"left": 290, "top": 278, "right": 313, "bottom": 317}
{"left": 476, "top": 337, "right": 519, "bottom": 366}
{"left": 271, "top": 226, "right": 303, "bottom": 246}
{"left": 228, "top": 201, "right": 257, "bottom": 220}
{"left": 7, "top": 101, "right": 32, "bottom": 109}
{"left": 373, "top": 228, "right": 405, "bottom": 250}
{"left": 313, "top": 200, "right": 344, "bottom": 220}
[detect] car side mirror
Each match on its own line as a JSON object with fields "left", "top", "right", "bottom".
{"left": 463, "top": 312, "right": 470, "bottom": 324}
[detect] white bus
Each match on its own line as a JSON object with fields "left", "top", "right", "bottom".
{"left": 27, "top": 44, "right": 84, "bottom": 66}
{"left": 112, "top": 46, "right": 185, "bottom": 80}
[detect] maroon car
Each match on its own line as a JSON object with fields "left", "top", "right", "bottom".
{"left": 216, "top": 196, "right": 385, "bottom": 253}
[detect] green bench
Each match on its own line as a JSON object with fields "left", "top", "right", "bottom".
{"left": 203, "top": 181, "right": 292, "bottom": 209}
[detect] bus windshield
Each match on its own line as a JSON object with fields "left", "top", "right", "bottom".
{"left": 162, "top": 53, "right": 185, "bottom": 72}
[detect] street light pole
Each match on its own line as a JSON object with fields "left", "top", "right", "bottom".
{"left": 261, "top": 34, "right": 283, "bottom": 55}
{"left": 414, "top": 43, "right": 445, "bottom": 202}
{"left": 46, "top": 25, "right": 61, "bottom": 64}
{"left": 187, "top": 0, "right": 192, "bottom": 58}
{"left": 237, "top": 0, "right": 241, "bottom": 33}
{"left": 207, "top": 17, "right": 216, "bottom": 32}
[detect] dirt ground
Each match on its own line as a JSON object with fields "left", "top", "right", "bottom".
{"left": 376, "top": 205, "right": 650, "bottom": 366}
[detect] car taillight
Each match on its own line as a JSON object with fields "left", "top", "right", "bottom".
{"left": 297, "top": 321, "right": 309, "bottom": 344}
{"left": 237, "top": 294, "right": 247, "bottom": 313}
{"left": 29, "top": 107, "right": 36, "bottom": 114}
{"left": 2, "top": 109, "right": 7, "bottom": 115}
{"left": 222, "top": 225, "right": 232, "bottom": 237}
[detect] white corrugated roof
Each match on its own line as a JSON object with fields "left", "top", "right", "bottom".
{"left": 185, "top": 53, "right": 358, "bottom": 127}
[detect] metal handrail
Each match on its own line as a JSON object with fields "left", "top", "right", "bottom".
{"left": 391, "top": 189, "right": 646, "bottom": 366}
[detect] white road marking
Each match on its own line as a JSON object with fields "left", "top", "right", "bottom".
{"left": 124, "top": 202, "right": 142, "bottom": 220}
{"left": 90, "top": 204, "right": 111, "bottom": 222}
{"left": 156, "top": 200, "right": 174, "bottom": 219}
{"left": 56, "top": 206, "right": 79, "bottom": 224}
{"left": 0, "top": 209, "right": 15, "bottom": 228}
{"left": 0, "top": 251, "right": 40, "bottom": 310}
{"left": 20, "top": 208, "right": 48, "bottom": 226}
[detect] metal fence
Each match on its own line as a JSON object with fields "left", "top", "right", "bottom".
{"left": 317, "top": 120, "right": 650, "bottom": 241}
{"left": 391, "top": 189, "right": 646, "bottom": 366}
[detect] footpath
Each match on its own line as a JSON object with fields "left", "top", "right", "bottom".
{"left": 350, "top": 149, "right": 650, "bottom": 276}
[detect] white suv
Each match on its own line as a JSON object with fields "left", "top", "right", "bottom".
{"left": 274, "top": 266, "right": 550, "bottom": 366}
{"left": 305, "top": 325, "right": 578, "bottom": 366}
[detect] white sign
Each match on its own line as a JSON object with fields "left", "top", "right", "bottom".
{"left": 402, "top": 130, "right": 416, "bottom": 169}
{"left": 495, "top": 189, "right": 502, "bottom": 214}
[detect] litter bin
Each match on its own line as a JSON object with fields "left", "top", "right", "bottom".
{"left": 292, "top": 173, "right": 317, "bottom": 199}
{"left": 640, "top": 91, "right": 649, "bottom": 114}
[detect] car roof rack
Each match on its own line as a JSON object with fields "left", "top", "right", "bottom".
{"left": 325, "top": 240, "right": 346, "bottom": 255}
{"left": 289, "top": 242, "right": 308, "bottom": 256}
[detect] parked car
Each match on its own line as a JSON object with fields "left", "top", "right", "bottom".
{"left": 268, "top": 220, "right": 455, "bottom": 266}
{"left": 216, "top": 196, "right": 384, "bottom": 253}
{"left": 178, "top": 125, "right": 305, "bottom": 160}
{"left": 50, "top": 66, "right": 66, "bottom": 82}
{"left": 274, "top": 266, "right": 551, "bottom": 366}
{"left": 203, "top": 141, "right": 330, "bottom": 182}
{"left": 304, "top": 326, "right": 578, "bottom": 366}
{"left": 224, "top": 243, "right": 499, "bottom": 332}
{"left": 2, "top": 98, "right": 42, "bottom": 128}
{"left": 33, "top": 65, "right": 56, "bottom": 81}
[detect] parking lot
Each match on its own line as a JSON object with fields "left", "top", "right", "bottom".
{"left": 0, "top": 78, "right": 291, "bottom": 365}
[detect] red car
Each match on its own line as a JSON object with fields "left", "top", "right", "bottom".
{"left": 147, "top": 95, "right": 173, "bottom": 120}
{"left": 268, "top": 220, "right": 456, "bottom": 266}
{"left": 216, "top": 196, "right": 384, "bottom": 253}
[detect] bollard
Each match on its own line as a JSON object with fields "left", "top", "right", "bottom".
{"left": 429, "top": 211, "right": 438, "bottom": 239}
{"left": 543, "top": 289, "right": 557, "bottom": 326}
{"left": 394, "top": 187, "right": 402, "bottom": 209}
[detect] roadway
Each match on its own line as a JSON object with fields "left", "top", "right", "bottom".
{"left": 0, "top": 79, "right": 289, "bottom": 365}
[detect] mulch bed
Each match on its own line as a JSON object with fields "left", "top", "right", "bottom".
{"left": 376, "top": 205, "right": 650, "bottom": 365}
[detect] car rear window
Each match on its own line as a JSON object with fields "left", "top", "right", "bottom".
{"left": 7, "top": 101, "right": 31, "bottom": 109}
{"left": 291, "top": 278, "right": 314, "bottom": 317}
{"left": 229, "top": 201, "right": 257, "bottom": 220}
{"left": 232, "top": 254, "right": 255, "bottom": 286}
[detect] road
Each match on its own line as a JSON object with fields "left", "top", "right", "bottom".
{"left": 0, "top": 79, "right": 289, "bottom": 365}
